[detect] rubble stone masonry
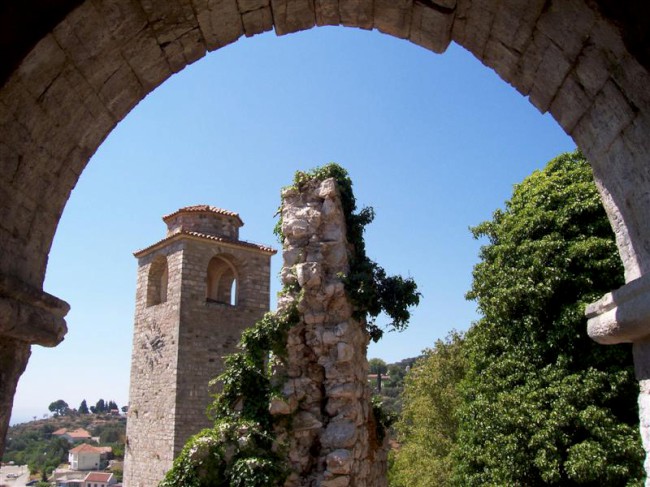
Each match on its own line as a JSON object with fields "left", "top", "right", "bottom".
{"left": 275, "top": 177, "right": 388, "bottom": 486}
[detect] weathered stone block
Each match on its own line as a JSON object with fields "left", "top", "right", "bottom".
{"left": 374, "top": 0, "right": 413, "bottom": 39}
{"left": 326, "top": 448, "right": 352, "bottom": 474}
{"left": 192, "top": 0, "right": 244, "bottom": 51}
{"left": 549, "top": 72, "right": 591, "bottom": 134}
{"left": 339, "top": 0, "right": 373, "bottom": 30}
{"left": 321, "top": 420, "right": 357, "bottom": 448}
{"left": 451, "top": 0, "right": 494, "bottom": 59}
{"left": 536, "top": 0, "right": 595, "bottom": 60}
{"left": 293, "top": 411, "right": 323, "bottom": 431}
{"left": 242, "top": 5, "right": 274, "bottom": 36}
{"left": 528, "top": 41, "right": 572, "bottom": 113}
{"left": 313, "top": 0, "right": 339, "bottom": 25}
{"left": 16, "top": 34, "right": 67, "bottom": 100}
{"left": 271, "top": 0, "right": 316, "bottom": 35}
{"left": 409, "top": 2, "right": 454, "bottom": 54}
{"left": 573, "top": 80, "right": 636, "bottom": 156}
{"left": 321, "top": 476, "right": 350, "bottom": 487}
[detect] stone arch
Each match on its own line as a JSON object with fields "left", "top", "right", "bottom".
{"left": 1, "top": 0, "right": 650, "bottom": 469}
{"left": 0, "top": 0, "right": 647, "bottom": 293}
{"left": 146, "top": 255, "right": 168, "bottom": 307}
{"left": 206, "top": 254, "right": 238, "bottom": 306}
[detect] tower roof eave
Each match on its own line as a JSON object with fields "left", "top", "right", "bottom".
{"left": 133, "top": 230, "right": 277, "bottom": 258}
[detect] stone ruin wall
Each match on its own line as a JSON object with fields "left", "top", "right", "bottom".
{"left": 273, "top": 177, "right": 388, "bottom": 487}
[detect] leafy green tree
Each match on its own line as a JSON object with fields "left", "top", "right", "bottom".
{"left": 48, "top": 400, "right": 69, "bottom": 417}
{"left": 93, "top": 399, "right": 106, "bottom": 414}
{"left": 390, "top": 331, "right": 466, "bottom": 487}
{"left": 453, "top": 150, "right": 643, "bottom": 485}
{"left": 78, "top": 399, "right": 89, "bottom": 414}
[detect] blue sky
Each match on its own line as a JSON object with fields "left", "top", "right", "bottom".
{"left": 11, "top": 26, "right": 575, "bottom": 424}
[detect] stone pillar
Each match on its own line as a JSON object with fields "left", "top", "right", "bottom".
{"left": 277, "top": 177, "right": 387, "bottom": 486}
{"left": 587, "top": 273, "right": 650, "bottom": 485}
{"left": 0, "top": 274, "right": 69, "bottom": 456}
{"left": 0, "top": 338, "right": 31, "bottom": 455}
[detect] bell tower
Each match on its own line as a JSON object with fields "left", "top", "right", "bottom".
{"left": 124, "top": 205, "right": 275, "bottom": 487}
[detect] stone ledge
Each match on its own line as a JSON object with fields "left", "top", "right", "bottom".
{"left": 587, "top": 273, "right": 650, "bottom": 344}
{"left": 0, "top": 273, "right": 69, "bottom": 346}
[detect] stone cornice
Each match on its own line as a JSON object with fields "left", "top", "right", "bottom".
{"left": 587, "top": 273, "right": 650, "bottom": 344}
{"left": 134, "top": 230, "right": 276, "bottom": 258}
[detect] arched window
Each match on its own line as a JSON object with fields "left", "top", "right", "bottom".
{"left": 206, "top": 256, "right": 238, "bottom": 306}
{"left": 147, "top": 256, "right": 168, "bottom": 306}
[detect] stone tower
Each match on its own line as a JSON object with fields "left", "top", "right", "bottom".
{"left": 124, "top": 205, "right": 275, "bottom": 487}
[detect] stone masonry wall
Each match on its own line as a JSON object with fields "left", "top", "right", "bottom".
{"left": 125, "top": 243, "right": 184, "bottom": 487}
{"left": 274, "top": 177, "right": 388, "bottom": 486}
{"left": 173, "top": 239, "right": 272, "bottom": 455}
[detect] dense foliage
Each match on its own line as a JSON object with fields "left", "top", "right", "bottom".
{"left": 454, "top": 150, "right": 643, "bottom": 485}
{"left": 3, "top": 431, "right": 70, "bottom": 476}
{"left": 90, "top": 399, "right": 119, "bottom": 414}
{"left": 390, "top": 332, "right": 466, "bottom": 487}
{"left": 389, "top": 150, "right": 643, "bottom": 486}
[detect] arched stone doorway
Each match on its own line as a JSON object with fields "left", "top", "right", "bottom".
{"left": 1, "top": 0, "right": 650, "bottom": 476}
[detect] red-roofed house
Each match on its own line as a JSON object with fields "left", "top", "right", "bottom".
{"left": 69, "top": 444, "right": 109, "bottom": 471}
{"left": 54, "top": 428, "right": 93, "bottom": 443}
{"left": 83, "top": 472, "right": 116, "bottom": 487}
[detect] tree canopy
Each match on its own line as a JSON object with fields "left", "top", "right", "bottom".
{"left": 390, "top": 150, "right": 643, "bottom": 486}
{"left": 78, "top": 399, "right": 89, "bottom": 414}
{"left": 47, "top": 400, "right": 69, "bottom": 417}
{"left": 390, "top": 331, "right": 466, "bottom": 487}
{"left": 454, "top": 150, "right": 643, "bottom": 485}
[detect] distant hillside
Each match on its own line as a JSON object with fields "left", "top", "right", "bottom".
{"left": 3, "top": 413, "right": 126, "bottom": 476}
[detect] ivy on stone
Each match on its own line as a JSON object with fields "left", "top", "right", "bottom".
{"left": 282, "top": 163, "right": 421, "bottom": 342}
{"left": 160, "top": 306, "right": 298, "bottom": 487}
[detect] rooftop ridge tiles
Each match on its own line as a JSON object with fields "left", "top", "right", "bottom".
{"left": 162, "top": 205, "right": 243, "bottom": 226}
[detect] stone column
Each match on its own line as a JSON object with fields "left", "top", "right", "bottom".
{"left": 0, "top": 338, "right": 31, "bottom": 454}
{"left": 0, "top": 274, "right": 69, "bottom": 456}
{"left": 587, "top": 273, "right": 650, "bottom": 485}
{"left": 276, "top": 177, "right": 387, "bottom": 487}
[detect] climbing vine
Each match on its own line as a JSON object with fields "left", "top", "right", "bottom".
{"left": 160, "top": 306, "right": 298, "bottom": 487}
{"left": 279, "top": 163, "right": 421, "bottom": 341}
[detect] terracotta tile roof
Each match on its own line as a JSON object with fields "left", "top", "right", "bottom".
{"left": 53, "top": 428, "right": 68, "bottom": 435}
{"left": 66, "top": 428, "right": 91, "bottom": 438}
{"left": 69, "top": 443, "right": 102, "bottom": 454}
{"left": 84, "top": 472, "right": 113, "bottom": 482}
{"left": 134, "top": 230, "right": 277, "bottom": 257}
{"left": 163, "top": 205, "right": 243, "bottom": 226}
